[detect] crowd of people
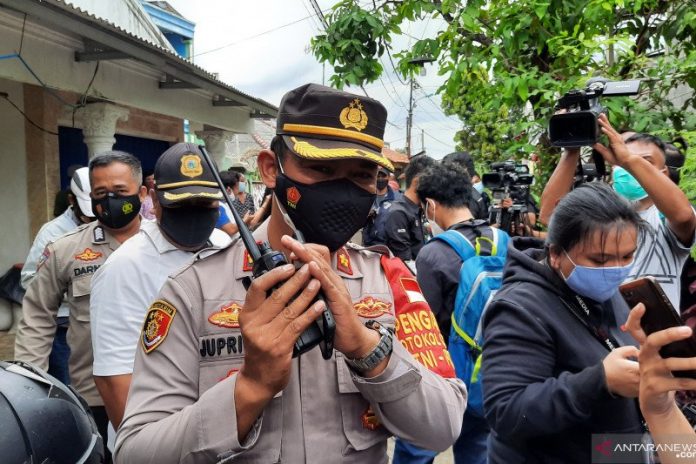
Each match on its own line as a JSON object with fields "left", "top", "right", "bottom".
{"left": 3, "top": 82, "right": 696, "bottom": 464}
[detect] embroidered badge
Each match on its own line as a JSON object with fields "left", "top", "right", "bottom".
{"left": 208, "top": 302, "right": 242, "bottom": 328}
{"left": 180, "top": 153, "right": 203, "bottom": 178}
{"left": 37, "top": 246, "right": 50, "bottom": 271}
{"left": 75, "top": 247, "right": 102, "bottom": 262}
{"left": 360, "top": 406, "right": 381, "bottom": 431}
{"left": 141, "top": 300, "right": 176, "bottom": 354}
{"left": 242, "top": 249, "right": 253, "bottom": 272}
{"left": 286, "top": 186, "right": 301, "bottom": 209}
{"left": 399, "top": 278, "right": 427, "bottom": 304}
{"left": 336, "top": 248, "right": 353, "bottom": 275}
{"left": 339, "top": 98, "right": 368, "bottom": 131}
{"left": 353, "top": 297, "right": 392, "bottom": 318}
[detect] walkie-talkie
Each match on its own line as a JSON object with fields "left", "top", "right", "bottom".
{"left": 198, "top": 146, "right": 335, "bottom": 359}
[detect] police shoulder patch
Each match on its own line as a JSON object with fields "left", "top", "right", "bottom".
{"left": 141, "top": 300, "right": 177, "bottom": 354}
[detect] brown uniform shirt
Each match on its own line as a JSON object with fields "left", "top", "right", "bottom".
{"left": 15, "top": 221, "right": 119, "bottom": 406}
{"left": 116, "top": 221, "right": 467, "bottom": 463}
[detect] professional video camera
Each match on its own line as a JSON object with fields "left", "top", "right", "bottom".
{"left": 549, "top": 78, "right": 641, "bottom": 147}
{"left": 573, "top": 162, "right": 601, "bottom": 188}
{"left": 482, "top": 161, "right": 535, "bottom": 236}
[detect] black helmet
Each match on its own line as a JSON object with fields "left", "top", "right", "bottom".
{"left": 0, "top": 361, "right": 104, "bottom": 463}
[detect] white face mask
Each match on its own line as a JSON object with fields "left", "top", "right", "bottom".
{"left": 238, "top": 181, "right": 247, "bottom": 193}
{"left": 423, "top": 199, "right": 444, "bottom": 235}
{"left": 473, "top": 182, "right": 484, "bottom": 194}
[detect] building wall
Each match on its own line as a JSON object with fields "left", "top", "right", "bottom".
{"left": 0, "top": 78, "right": 30, "bottom": 325}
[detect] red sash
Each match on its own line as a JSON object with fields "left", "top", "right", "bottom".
{"left": 379, "top": 255, "right": 456, "bottom": 379}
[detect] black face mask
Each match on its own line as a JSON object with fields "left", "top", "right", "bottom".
{"left": 91, "top": 192, "right": 141, "bottom": 229}
{"left": 274, "top": 173, "right": 376, "bottom": 252}
{"left": 159, "top": 205, "right": 219, "bottom": 250}
{"left": 376, "top": 178, "right": 389, "bottom": 191}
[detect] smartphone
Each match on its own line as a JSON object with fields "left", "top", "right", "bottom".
{"left": 620, "top": 277, "right": 696, "bottom": 378}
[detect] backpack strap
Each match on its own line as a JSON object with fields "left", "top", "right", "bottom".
{"left": 431, "top": 230, "right": 477, "bottom": 261}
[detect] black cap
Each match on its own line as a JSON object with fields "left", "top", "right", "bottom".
{"left": 276, "top": 83, "right": 393, "bottom": 171}
{"left": 154, "top": 143, "right": 223, "bottom": 207}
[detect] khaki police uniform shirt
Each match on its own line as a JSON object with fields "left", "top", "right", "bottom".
{"left": 15, "top": 221, "right": 120, "bottom": 406}
{"left": 116, "top": 221, "right": 467, "bottom": 464}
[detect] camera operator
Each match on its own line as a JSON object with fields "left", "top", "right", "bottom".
{"left": 624, "top": 303, "right": 696, "bottom": 464}
{"left": 540, "top": 114, "right": 696, "bottom": 309}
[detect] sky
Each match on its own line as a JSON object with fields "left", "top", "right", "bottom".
{"left": 166, "top": 0, "right": 462, "bottom": 159}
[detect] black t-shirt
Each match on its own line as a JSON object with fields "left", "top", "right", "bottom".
{"left": 384, "top": 196, "right": 426, "bottom": 261}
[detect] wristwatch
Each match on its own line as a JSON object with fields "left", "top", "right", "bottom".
{"left": 344, "top": 320, "right": 394, "bottom": 374}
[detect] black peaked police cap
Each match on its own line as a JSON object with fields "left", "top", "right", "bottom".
{"left": 155, "top": 143, "right": 223, "bottom": 207}
{"left": 276, "top": 83, "right": 394, "bottom": 171}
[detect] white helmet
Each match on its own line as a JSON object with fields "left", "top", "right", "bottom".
{"left": 70, "top": 167, "right": 94, "bottom": 218}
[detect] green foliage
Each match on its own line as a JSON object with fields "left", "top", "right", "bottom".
{"left": 311, "top": 0, "right": 696, "bottom": 187}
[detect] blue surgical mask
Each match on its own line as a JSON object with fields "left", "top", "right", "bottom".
{"left": 473, "top": 182, "right": 484, "bottom": 194}
{"left": 238, "top": 181, "right": 247, "bottom": 193}
{"left": 612, "top": 166, "right": 648, "bottom": 201}
{"left": 561, "top": 249, "right": 634, "bottom": 302}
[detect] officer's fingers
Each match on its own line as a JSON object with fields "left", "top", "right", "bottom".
{"left": 281, "top": 299, "right": 325, "bottom": 346}
{"left": 271, "top": 278, "right": 321, "bottom": 332}
{"left": 254, "top": 264, "right": 313, "bottom": 324}
{"left": 244, "top": 264, "right": 295, "bottom": 311}
{"left": 307, "top": 261, "right": 348, "bottom": 305}
{"left": 281, "top": 235, "right": 330, "bottom": 267}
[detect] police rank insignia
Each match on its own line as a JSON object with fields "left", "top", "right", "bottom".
{"left": 141, "top": 299, "right": 176, "bottom": 354}
{"left": 180, "top": 153, "right": 203, "bottom": 178}
{"left": 353, "top": 297, "right": 392, "bottom": 318}
{"left": 339, "top": 98, "right": 368, "bottom": 131}
{"left": 75, "top": 247, "right": 102, "bottom": 261}
{"left": 242, "top": 249, "right": 253, "bottom": 272}
{"left": 208, "top": 303, "right": 242, "bottom": 328}
{"left": 336, "top": 248, "right": 352, "bottom": 275}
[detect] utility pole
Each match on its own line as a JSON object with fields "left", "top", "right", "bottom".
{"left": 406, "top": 77, "right": 414, "bottom": 158}
{"left": 404, "top": 56, "right": 434, "bottom": 158}
{"left": 421, "top": 128, "right": 425, "bottom": 153}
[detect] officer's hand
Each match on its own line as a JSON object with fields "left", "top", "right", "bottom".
{"left": 501, "top": 198, "right": 513, "bottom": 209}
{"left": 238, "top": 262, "right": 323, "bottom": 398}
{"left": 281, "top": 235, "right": 381, "bottom": 360}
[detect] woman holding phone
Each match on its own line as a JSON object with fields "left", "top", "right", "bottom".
{"left": 482, "top": 181, "right": 649, "bottom": 463}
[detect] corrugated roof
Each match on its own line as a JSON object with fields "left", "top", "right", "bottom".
{"left": 382, "top": 146, "right": 409, "bottom": 165}
{"left": 1, "top": 0, "right": 278, "bottom": 116}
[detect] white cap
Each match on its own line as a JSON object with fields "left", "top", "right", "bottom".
{"left": 70, "top": 167, "right": 94, "bottom": 217}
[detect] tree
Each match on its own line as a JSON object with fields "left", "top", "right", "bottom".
{"left": 311, "top": 0, "right": 696, "bottom": 196}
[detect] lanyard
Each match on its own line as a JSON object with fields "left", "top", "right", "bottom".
{"left": 559, "top": 294, "right": 621, "bottom": 352}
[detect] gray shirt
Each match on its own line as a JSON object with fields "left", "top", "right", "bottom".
{"left": 627, "top": 205, "right": 696, "bottom": 309}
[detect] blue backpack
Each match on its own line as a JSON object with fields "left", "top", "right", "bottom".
{"left": 432, "top": 226, "right": 509, "bottom": 417}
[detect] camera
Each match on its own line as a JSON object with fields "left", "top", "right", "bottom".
{"left": 549, "top": 78, "right": 641, "bottom": 147}
{"left": 573, "top": 162, "right": 601, "bottom": 188}
{"left": 482, "top": 161, "right": 534, "bottom": 199}
{"left": 482, "top": 161, "right": 535, "bottom": 236}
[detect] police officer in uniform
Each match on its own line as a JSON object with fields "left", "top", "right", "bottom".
{"left": 116, "top": 84, "right": 467, "bottom": 463}
{"left": 15, "top": 151, "right": 146, "bottom": 462}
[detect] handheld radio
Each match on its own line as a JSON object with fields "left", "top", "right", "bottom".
{"left": 198, "top": 146, "right": 335, "bottom": 359}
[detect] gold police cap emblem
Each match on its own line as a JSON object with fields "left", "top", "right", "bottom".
{"left": 180, "top": 154, "right": 203, "bottom": 178}
{"left": 339, "top": 99, "right": 368, "bottom": 131}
